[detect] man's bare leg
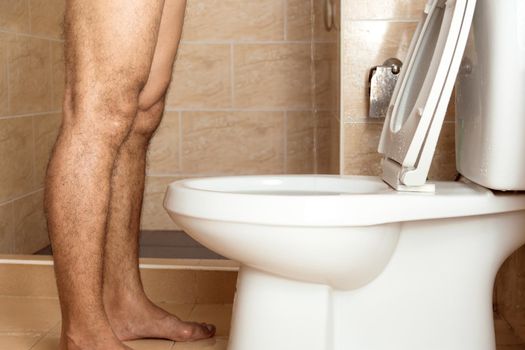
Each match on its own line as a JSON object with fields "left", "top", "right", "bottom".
{"left": 102, "top": 0, "right": 215, "bottom": 341}
{"left": 45, "top": 1, "right": 166, "bottom": 349}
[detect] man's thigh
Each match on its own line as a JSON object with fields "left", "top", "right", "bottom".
{"left": 64, "top": 0, "right": 166, "bottom": 106}
{"left": 138, "top": 0, "right": 187, "bottom": 110}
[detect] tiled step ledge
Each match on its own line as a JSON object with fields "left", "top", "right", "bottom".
{"left": 0, "top": 255, "right": 239, "bottom": 304}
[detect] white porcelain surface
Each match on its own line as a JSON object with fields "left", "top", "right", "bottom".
{"left": 456, "top": 0, "right": 525, "bottom": 190}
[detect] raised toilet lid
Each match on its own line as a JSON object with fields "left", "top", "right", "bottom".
{"left": 378, "top": 0, "right": 477, "bottom": 192}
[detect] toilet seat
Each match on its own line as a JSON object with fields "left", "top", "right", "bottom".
{"left": 378, "top": 0, "right": 477, "bottom": 192}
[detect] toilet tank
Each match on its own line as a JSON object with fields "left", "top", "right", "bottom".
{"left": 455, "top": 0, "right": 525, "bottom": 191}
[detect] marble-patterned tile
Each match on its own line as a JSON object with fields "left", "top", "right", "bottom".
{"left": 428, "top": 123, "right": 457, "bottom": 181}
{"left": 0, "top": 202, "right": 15, "bottom": 254}
{"left": 141, "top": 176, "right": 184, "bottom": 231}
{"left": 13, "top": 190, "right": 48, "bottom": 254}
{"left": 0, "top": 117, "right": 34, "bottom": 202}
{"left": 342, "top": 21, "right": 418, "bottom": 119}
{"left": 195, "top": 271, "right": 237, "bottom": 305}
{"left": 314, "top": 42, "right": 339, "bottom": 111}
{"left": 0, "top": 0, "right": 30, "bottom": 32}
{"left": 8, "top": 35, "right": 53, "bottom": 115}
{"left": 29, "top": 0, "right": 65, "bottom": 39}
{"left": 147, "top": 112, "right": 180, "bottom": 174}
{"left": 0, "top": 334, "right": 41, "bottom": 350}
{"left": 286, "top": 0, "right": 313, "bottom": 41}
{"left": 180, "top": 111, "right": 285, "bottom": 175}
{"left": 140, "top": 268, "right": 197, "bottom": 304}
{"left": 313, "top": 0, "right": 340, "bottom": 42}
{"left": 343, "top": 122, "right": 383, "bottom": 176}
{"left": 286, "top": 111, "right": 315, "bottom": 174}
{"left": 344, "top": 0, "right": 426, "bottom": 20}
{"left": 0, "top": 33, "right": 8, "bottom": 117}
{"left": 0, "top": 264, "right": 58, "bottom": 298}
{"left": 316, "top": 111, "right": 339, "bottom": 175}
{"left": 182, "top": 0, "right": 284, "bottom": 41}
{"left": 234, "top": 44, "right": 311, "bottom": 109}
{"left": 0, "top": 297, "right": 60, "bottom": 333}
{"left": 167, "top": 44, "right": 231, "bottom": 109}
{"left": 33, "top": 113, "right": 61, "bottom": 188}
{"left": 51, "top": 41, "right": 65, "bottom": 110}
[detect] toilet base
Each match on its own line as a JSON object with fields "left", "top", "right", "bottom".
{"left": 226, "top": 213, "right": 525, "bottom": 350}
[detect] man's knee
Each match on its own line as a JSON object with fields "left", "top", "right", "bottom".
{"left": 129, "top": 99, "right": 166, "bottom": 139}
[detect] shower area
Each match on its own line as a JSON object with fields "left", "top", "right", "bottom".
{"left": 0, "top": 0, "right": 341, "bottom": 259}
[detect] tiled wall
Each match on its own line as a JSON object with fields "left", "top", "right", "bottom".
{"left": 339, "top": 0, "right": 525, "bottom": 340}
{"left": 340, "top": 0, "right": 456, "bottom": 181}
{"left": 142, "top": 0, "right": 341, "bottom": 230}
{"left": 0, "top": 0, "right": 65, "bottom": 254}
{"left": 0, "top": 0, "right": 341, "bottom": 250}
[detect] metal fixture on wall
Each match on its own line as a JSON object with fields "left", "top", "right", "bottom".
{"left": 324, "top": 0, "right": 336, "bottom": 31}
{"left": 368, "top": 58, "right": 403, "bottom": 119}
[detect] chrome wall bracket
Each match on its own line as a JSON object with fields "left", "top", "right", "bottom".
{"left": 368, "top": 58, "right": 403, "bottom": 119}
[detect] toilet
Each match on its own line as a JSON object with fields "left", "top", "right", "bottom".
{"left": 164, "top": 0, "right": 525, "bottom": 349}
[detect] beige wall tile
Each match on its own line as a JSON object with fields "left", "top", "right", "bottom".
{"left": 0, "top": 264, "right": 58, "bottom": 297}
{"left": 0, "top": 0, "right": 30, "bottom": 32}
{"left": 182, "top": 0, "right": 284, "bottom": 41}
{"left": 316, "top": 111, "right": 339, "bottom": 174}
{"left": 0, "top": 33, "right": 8, "bottom": 117}
{"left": 286, "top": 111, "right": 315, "bottom": 174}
{"left": 8, "top": 35, "right": 52, "bottom": 115}
{"left": 344, "top": 0, "right": 426, "bottom": 20}
{"left": 0, "top": 117, "right": 34, "bottom": 202}
{"left": 314, "top": 42, "right": 338, "bottom": 110}
{"left": 147, "top": 112, "right": 180, "bottom": 174}
{"left": 234, "top": 44, "right": 311, "bottom": 109}
{"left": 181, "top": 111, "right": 285, "bottom": 175}
{"left": 141, "top": 176, "right": 183, "bottom": 231}
{"left": 0, "top": 335, "right": 41, "bottom": 349}
{"left": 0, "top": 202, "right": 14, "bottom": 254}
{"left": 30, "top": 0, "right": 64, "bottom": 39}
{"left": 342, "top": 21, "right": 417, "bottom": 119}
{"left": 287, "top": 0, "right": 312, "bottom": 41}
{"left": 343, "top": 122, "right": 383, "bottom": 176}
{"left": 0, "top": 297, "right": 60, "bottom": 332}
{"left": 34, "top": 113, "right": 61, "bottom": 188}
{"left": 51, "top": 41, "right": 65, "bottom": 110}
{"left": 195, "top": 271, "right": 236, "bottom": 304}
{"left": 140, "top": 269, "right": 197, "bottom": 303}
{"left": 428, "top": 123, "right": 457, "bottom": 181}
{"left": 167, "top": 44, "right": 231, "bottom": 109}
{"left": 313, "top": 0, "right": 340, "bottom": 42}
{"left": 13, "top": 190, "right": 48, "bottom": 254}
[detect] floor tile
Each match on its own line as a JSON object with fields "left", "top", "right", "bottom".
{"left": 188, "top": 305, "right": 233, "bottom": 337}
{"left": 0, "top": 297, "right": 60, "bottom": 333}
{"left": 172, "top": 336, "right": 228, "bottom": 350}
{"left": 0, "top": 334, "right": 41, "bottom": 349}
{"left": 156, "top": 302, "right": 195, "bottom": 320}
{"left": 125, "top": 339, "right": 174, "bottom": 350}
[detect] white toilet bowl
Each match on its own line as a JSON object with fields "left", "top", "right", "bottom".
{"left": 164, "top": 0, "right": 525, "bottom": 348}
{"left": 165, "top": 175, "right": 525, "bottom": 350}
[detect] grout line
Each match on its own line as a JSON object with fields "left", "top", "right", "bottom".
{"left": 0, "top": 110, "right": 62, "bottom": 120}
{"left": 178, "top": 111, "right": 183, "bottom": 173}
{"left": 164, "top": 107, "right": 315, "bottom": 113}
{"left": 283, "top": 111, "right": 288, "bottom": 173}
{"left": 180, "top": 39, "right": 313, "bottom": 45}
{"left": 230, "top": 43, "right": 235, "bottom": 108}
{"left": 283, "top": 0, "right": 288, "bottom": 41}
{"left": 0, "top": 188, "right": 43, "bottom": 207}
{"left": 29, "top": 321, "right": 60, "bottom": 350}
{"left": 0, "top": 29, "right": 63, "bottom": 43}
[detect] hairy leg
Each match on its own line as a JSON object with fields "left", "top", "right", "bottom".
{"left": 45, "top": 1, "right": 165, "bottom": 349}
{"left": 102, "top": 0, "right": 215, "bottom": 342}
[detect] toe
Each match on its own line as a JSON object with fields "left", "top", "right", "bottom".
{"left": 179, "top": 322, "right": 216, "bottom": 341}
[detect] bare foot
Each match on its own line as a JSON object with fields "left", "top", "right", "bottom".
{"left": 105, "top": 295, "right": 216, "bottom": 342}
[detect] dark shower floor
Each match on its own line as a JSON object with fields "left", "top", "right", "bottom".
{"left": 35, "top": 230, "right": 225, "bottom": 259}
